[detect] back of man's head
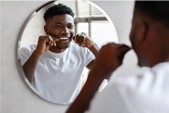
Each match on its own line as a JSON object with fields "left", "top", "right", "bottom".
{"left": 44, "top": 3, "right": 74, "bottom": 22}
{"left": 135, "top": 1, "right": 169, "bottom": 28}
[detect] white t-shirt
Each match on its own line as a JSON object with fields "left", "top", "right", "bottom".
{"left": 86, "top": 62, "right": 169, "bottom": 113}
{"left": 19, "top": 42, "right": 95, "bottom": 104}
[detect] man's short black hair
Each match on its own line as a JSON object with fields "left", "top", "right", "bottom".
{"left": 135, "top": 1, "right": 169, "bottom": 28}
{"left": 44, "top": 3, "right": 74, "bottom": 22}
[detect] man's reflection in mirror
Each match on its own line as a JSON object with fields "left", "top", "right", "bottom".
{"left": 18, "top": 3, "right": 99, "bottom": 104}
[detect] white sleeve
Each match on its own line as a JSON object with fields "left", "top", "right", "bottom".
{"left": 18, "top": 47, "right": 32, "bottom": 66}
{"left": 82, "top": 47, "right": 95, "bottom": 67}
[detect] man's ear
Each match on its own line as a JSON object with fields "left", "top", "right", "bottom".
{"left": 44, "top": 25, "right": 49, "bottom": 35}
{"left": 135, "top": 20, "right": 148, "bottom": 43}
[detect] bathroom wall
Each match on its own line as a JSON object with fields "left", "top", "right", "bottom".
{"left": 1, "top": 1, "right": 140, "bottom": 113}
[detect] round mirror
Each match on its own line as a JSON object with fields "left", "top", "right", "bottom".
{"left": 17, "top": 0, "right": 118, "bottom": 105}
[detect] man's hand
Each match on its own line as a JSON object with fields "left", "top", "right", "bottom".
{"left": 34, "top": 36, "right": 56, "bottom": 55}
{"left": 73, "top": 32, "right": 94, "bottom": 48}
{"left": 93, "top": 43, "right": 131, "bottom": 79}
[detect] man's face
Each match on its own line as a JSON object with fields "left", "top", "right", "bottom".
{"left": 129, "top": 10, "right": 145, "bottom": 67}
{"left": 45, "top": 14, "right": 74, "bottom": 49}
{"left": 130, "top": 13, "right": 138, "bottom": 54}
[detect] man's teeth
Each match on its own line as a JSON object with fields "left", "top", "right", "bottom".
{"left": 60, "top": 37, "right": 68, "bottom": 40}
{"left": 54, "top": 37, "right": 69, "bottom": 41}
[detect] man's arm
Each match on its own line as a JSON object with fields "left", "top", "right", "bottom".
{"left": 22, "top": 36, "right": 55, "bottom": 82}
{"left": 66, "top": 43, "right": 130, "bottom": 113}
{"left": 87, "top": 41, "right": 100, "bottom": 58}
{"left": 86, "top": 42, "right": 99, "bottom": 70}
{"left": 22, "top": 50, "right": 41, "bottom": 82}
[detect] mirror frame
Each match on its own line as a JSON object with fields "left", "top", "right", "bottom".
{"left": 16, "top": 0, "right": 118, "bottom": 105}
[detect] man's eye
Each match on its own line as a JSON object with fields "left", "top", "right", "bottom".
{"left": 68, "top": 26, "right": 74, "bottom": 29}
{"left": 55, "top": 25, "right": 62, "bottom": 28}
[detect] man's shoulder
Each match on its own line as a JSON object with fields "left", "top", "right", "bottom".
{"left": 69, "top": 42, "right": 90, "bottom": 53}
{"left": 90, "top": 63, "right": 169, "bottom": 113}
{"left": 20, "top": 44, "right": 37, "bottom": 52}
{"left": 70, "top": 42, "right": 83, "bottom": 49}
{"left": 18, "top": 44, "right": 36, "bottom": 54}
{"left": 109, "top": 62, "right": 169, "bottom": 93}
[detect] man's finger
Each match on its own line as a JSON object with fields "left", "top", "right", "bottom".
{"left": 118, "top": 45, "right": 131, "bottom": 61}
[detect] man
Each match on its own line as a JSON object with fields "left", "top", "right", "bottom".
{"left": 19, "top": 4, "right": 99, "bottom": 104}
{"left": 66, "top": 1, "right": 169, "bottom": 113}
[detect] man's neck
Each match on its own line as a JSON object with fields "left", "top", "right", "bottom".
{"left": 49, "top": 46, "right": 66, "bottom": 53}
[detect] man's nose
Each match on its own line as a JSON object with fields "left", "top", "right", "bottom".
{"left": 61, "top": 27, "right": 69, "bottom": 34}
